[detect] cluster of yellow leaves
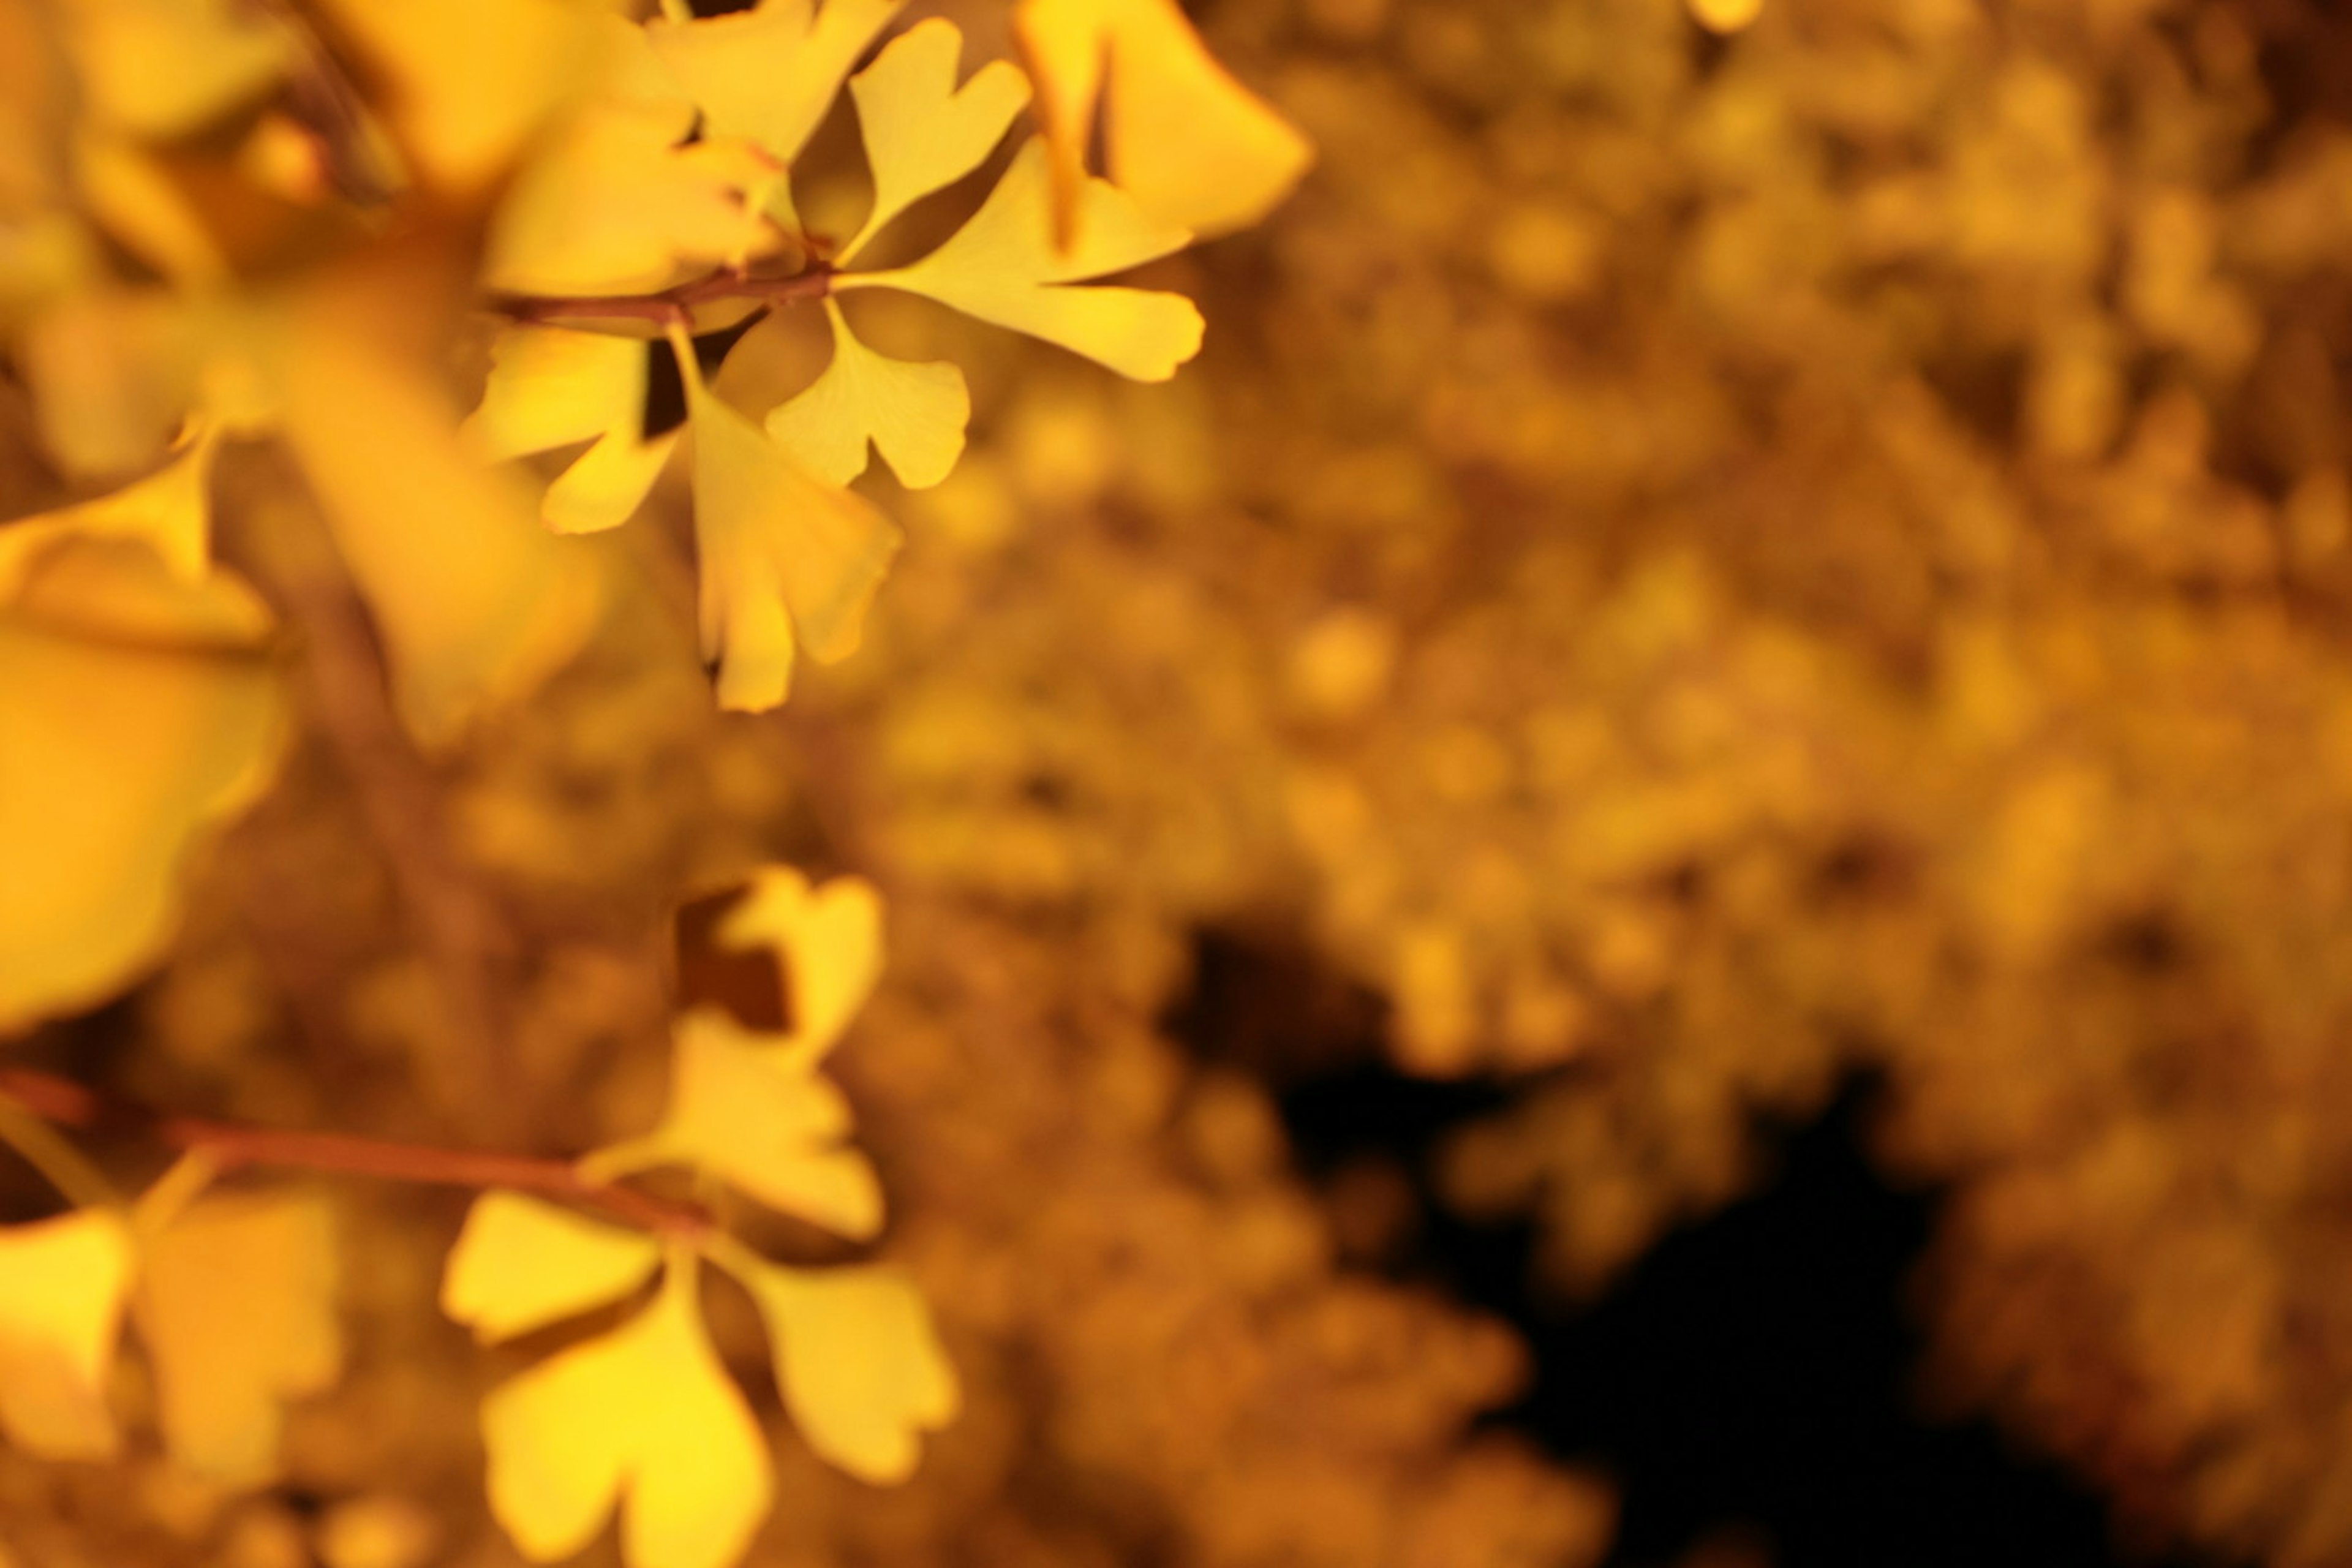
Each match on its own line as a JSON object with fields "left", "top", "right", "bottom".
{"left": 469, "top": 0, "right": 1288, "bottom": 710}
{"left": 0, "top": 1170, "right": 338, "bottom": 1486}
{"left": 443, "top": 869, "right": 954, "bottom": 1568}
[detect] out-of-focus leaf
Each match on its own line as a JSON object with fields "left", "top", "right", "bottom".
{"left": 17, "top": 286, "right": 203, "bottom": 478}
{"left": 729, "top": 1257, "right": 956, "bottom": 1484}
{"left": 587, "top": 1008, "right": 883, "bottom": 1238}
{"left": 483, "top": 97, "right": 786, "bottom": 298}
{"left": 764, "top": 300, "right": 967, "bottom": 489}
{"left": 465, "top": 326, "right": 678, "bottom": 535}
{"left": 679, "top": 342, "right": 900, "bottom": 712}
{"left": 0, "top": 528, "right": 282, "bottom": 1030}
{"left": 308, "top": 0, "right": 599, "bottom": 198}
{"left": 841, "top": 140, "right": 1203, "bottom": 382}
{"left": 268, "top": 256, "right": 600, "bottom": 744}
{"left": 53, "top": 0, "right": 290, "bottom": 141}
{"left": 442, "top": 1192, "right": 662, "bottom": 1344}
{"left": 0, "top": 1208, "right": 133, "bottom": 1460}
{"left": 481, "top": 1256, "right": 771, "bottom": 1568}
{"left": 136, "top": 1188, "right": 340, "bottom": 1486}
{"left": 715, "top": 867, "right": 884, "bottom": 1061}
{"left": 647, "top": 0, "right": 903, "bottom": 172}
{"left": 836, "top": 19, "right": 1030, "bottom": 264}
{"left": 1015, "top": 0, "right": 1310, "bottom": 240}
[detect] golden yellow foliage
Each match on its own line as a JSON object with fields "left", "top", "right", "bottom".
{"left": 481, "top": 1254, "right": 772, "bottom": 1568}
{"left": 0, "top": 1208, "right": 132, "bottom": 1460}
{"left": 135, "top": 1188, "right": 341, "bottom": 1486}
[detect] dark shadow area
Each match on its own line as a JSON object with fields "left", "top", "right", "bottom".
{"left": 1167, "top": 930, "right": 2241, "bottom": 1568}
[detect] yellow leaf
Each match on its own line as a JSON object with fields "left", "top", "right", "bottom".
{"left": 840, "top": 138, "right": 1204, "bottom": 382}
{"left": 764, "top": 300, "right": 968, "bottom": 489}
{"left": 442, "top": 1192, "right": 661, "bottom": 1344}
{"left": 484, "top": 97, "right": 787, "bottom": 298}
{"left": 482, "top": 1256, "right": 771, "bottom": 1568}
{"left": 268, "top": 261, "right": 600, "bottom": 744}
{"left": 466, "top": 326, "right": 679, "bottom": 535}
{"left": 54, "top": 0, "right": 290, "bottom": 140}
{"left": 589, "top": 1009, "right": 883, "bottom": 1239}
{"left": 17, "top": 285, "right": 203, "bottom": 478}
{"left": 0, "top": 532, "right": 283, "bottom": 1029}
{"left": 1015, "top": 0, "right": 1311, "bottom": 239}
{"left": 309, "top": 0, "right": 600, "bottom": 197}
{"left": 678, "top": 339, "right": 900, "bottom": 712}
{"left": 732, "top": 1259, "right": 956, "bottom": 1484}
{"left": 137, "top": 1188, "right": 340, "bottom": 1486}
{"left": 0, "top": 425, "right": 216, "bottom": 585}
{"left": 715, "top": 867, "right": 884, "bottom": 1061}
{"left": 648, "top": 0, "right": 905, "bottom": 170}
{"left": 0, "top": 1208, "right": 133, "bottom": 1460}
{"left": 837, "top": 19, "right": 1031, "bottom": 265}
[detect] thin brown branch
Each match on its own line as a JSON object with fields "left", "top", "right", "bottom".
{"left": 489, "top": 266, "right": 836, "bottom": 326}
{"left": 0, "top": 1067, "right": 709, "bottom": 1238}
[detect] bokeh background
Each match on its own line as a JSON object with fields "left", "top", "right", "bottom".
{"left": 14, "top": 0, "right": 2352, "bottom": 1564}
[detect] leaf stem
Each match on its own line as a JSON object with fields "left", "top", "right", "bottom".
{"left": 0, "top": 1068, "right": 709, "bottom": 1239}
{"left": 0, "top": 1090, "right": 119, "bottom": 1211}
{"left": 489, "top": 266, "right": 835, "bottom": 326}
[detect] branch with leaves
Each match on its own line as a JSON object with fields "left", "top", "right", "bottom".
{"left": 0, "top": 1, "right": 1307, "bottom": 1565}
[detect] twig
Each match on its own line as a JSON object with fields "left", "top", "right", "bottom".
{"left": 0, "top": 1068, "right": 709, "bottom": 1238}
{"left": 488, "top": 266, "right": 835, "bottom": 326}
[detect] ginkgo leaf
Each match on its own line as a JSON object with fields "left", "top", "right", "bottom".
{"left": 309, "top": 0, "right": 601, "bottom": 197}
{"left": 677, "top": 336, "right": 901, "bottom": 712}
{"left": 715, "top": 866, "right": 884, "bottom": 1061}
{"left": 728, "top": 1258, "right": 956, "bottom": 1484}
{"left": 482, "top": 1256, "right": 771, "bottom": 1568}
{"left": 764, "top": 301, "right": 968, "bottom": 489}
{"left": 484, "top": 96, "right": 787, "bottom": 298}
{"left": 268, "top": 261, "right": 600, "bottom": 744}
{"left": 442, "top": 1192, "right": 662, "bottom": 1344}
{"left": 0, "top": 424, "right": 216, "bottom": 585}
{"left": 55, "top": 0, "right": 291, "bottom": 141}
{"left": 0, "top": 532, "right": 284, "bottom": 1029}
{"left": 648, "top": 0, "right": 904, "bottom": 172}
{"left": 586, "top": 1009, "right": 883, "bottom": 1239}
{"left": 837, "top": 19, "right": 1031, "bottom": 265}
{"left": 840, "top": 139, "right": 1205, "bottom": 382}
{"left": 1016, "top": 0, "right": 1312, "bottom": 240}
{"left": 0, "top": 1208, "right": 134, "bottom": 1460}
{"left": 137, "top": 1188, "right": 340, "bottom": 1486}
{"left": 466, "top": 327, "right": 679, "bottom": 535}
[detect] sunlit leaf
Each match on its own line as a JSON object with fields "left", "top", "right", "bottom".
{"left": 0, "top": 1208, "right": 133, "bottom": 1460}
{"left": 764, "top": 300, "right": 968, "bottom": 489}
{"left": 1015, "top": 0, "right": 1311, "bottom": 240}
{"left": 715, "top": 866, "right": 884, "bottom": 1061}
{"left": 731, "top": 1258, "right": 956, "bottom": 1484}
{"left": 840, "top": 139, "right": 1204, "bottom": 382}
{"left": 837, "top": 19, "right": 1030, "bottom": 265}
{"left": 588, "top": 1008, "right": 883, "bottom": 1238}
{"left": 647, "top": 0, "right": 904, "bottom": 172}
{"left": 0, "top": 530, "right": 282, "bottom": 1030}
{"left": 465, "top": 326, "right": 679, "bottom": 535}
{"left": 442, "top": 1192, "right": 662, "bottom": 1344}
{"left": 481, "top": 1256, "right": 770, "bottom": 1568}
{"left": 678, "top": 342, "right": 900, "bottom": 712}
{"left": 137, "top": 1188, "right": 340, "bottom": 1486}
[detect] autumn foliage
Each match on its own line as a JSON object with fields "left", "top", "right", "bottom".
{"left": 16, "top": 1, "right": 2352, "bottom": 1567}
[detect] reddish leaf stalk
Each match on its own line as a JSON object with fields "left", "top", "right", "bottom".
{"left": 490, "top": 266, "right": 836, "bottom": 325}
{"left": 0, "top": 1066, "right": 707, "bottom": 1238}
